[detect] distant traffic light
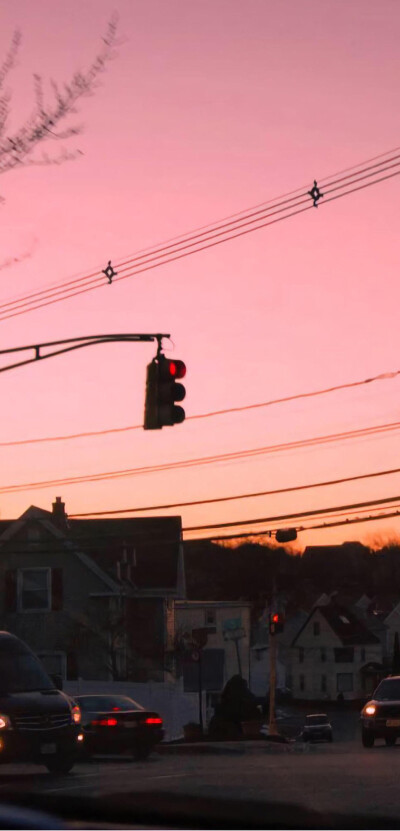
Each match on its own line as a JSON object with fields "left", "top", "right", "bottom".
{"left": 275, "top": 528, "right": 297, "bottom": 544}
{"left": 144, "top": 355, "right": 186, "bottom": 429}
{"left": 269, "top": 612, "right": 284, "bottom": 635}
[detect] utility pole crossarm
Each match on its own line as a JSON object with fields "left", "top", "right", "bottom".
{"left": 0, "top": 333, "right": 170, "bottom": 375}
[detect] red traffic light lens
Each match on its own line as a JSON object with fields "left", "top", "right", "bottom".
{"left": 168, "top": 359, "right": 186, "bottom": 379}
{"left": 272, "top": 614, "right": 279, "bottom": 623}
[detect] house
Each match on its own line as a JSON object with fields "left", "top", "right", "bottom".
{"left": 0, "top": 498, "right": 185, "bottom": 682}
{"left": 290, "top": 602, "right": 383, "bottom": 701}
{"left": 174, "top": 600, "right": 251, "bottom": 711}
{"left": 250, "top": 608, "right": 307, "bottom": 700}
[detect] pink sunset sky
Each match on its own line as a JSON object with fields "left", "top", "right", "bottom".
{"left": 1, "top": 0, "right": 400, "bottom": 550}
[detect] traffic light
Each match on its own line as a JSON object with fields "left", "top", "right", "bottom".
{"left": 269, "top": 612, "right": 284, "bottom": 635}
{"left": 275, "top": 528, "right": 297, "bottom": 544}
{"left": 144, "top": 355, "right": 186, "bottom": 429}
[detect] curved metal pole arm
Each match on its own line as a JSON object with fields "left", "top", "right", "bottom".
{"left": 0, "top": 333, "right": 170, "bottom": 375}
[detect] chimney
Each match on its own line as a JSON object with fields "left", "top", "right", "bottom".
{"left": 52, "top": 496, "right": 68, "bottom": 529}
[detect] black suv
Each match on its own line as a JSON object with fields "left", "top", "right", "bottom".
{"left": 361, "top": 675, "right": 400, "bottom": 747}
{"left": 0, "top": 631, "right": 83, "bottom": 772}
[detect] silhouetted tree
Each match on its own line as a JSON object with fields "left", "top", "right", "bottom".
{"left": 0, "top": 15, "right": 118, "bottom": 197}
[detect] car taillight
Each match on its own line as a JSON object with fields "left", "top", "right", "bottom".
{"left": 144, "top": 717, "right": 163, "bottom": 725}
{"left": 71, "top": 705, "right": 81, "bottom": 724}
{"left": 91, "top": 718, "right": 118, "bottom": 727}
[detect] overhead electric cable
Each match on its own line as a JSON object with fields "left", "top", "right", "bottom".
{"left": 182, "top": 493, "right": 400, "bottom": 533}
{"left": 69, "top": 465, "right": 400, "bottom": 517}
{"left": 1, "top": 419, "right": 400, "bottom": 495}
{"left": 0, "top": 150, "right": 399, "bottom": 322}
{"left": 1, "top": 366, "right": 398, "bottom": 447}
{"left": 3, "top": 141, "right": 400, "bottom": 311}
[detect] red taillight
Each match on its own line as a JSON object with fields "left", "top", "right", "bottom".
{"left": 91, "top": 717, "right": 118, "bottom": 727}
{"left": 112, "top": 707, "right": 121, "bottom": 711}
{"left": 145, "top": 717, "right": 163, "bottom": 725}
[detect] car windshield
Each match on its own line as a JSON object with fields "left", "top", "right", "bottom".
{"left": 374, "top": 680, "right": 400, "bottom": 701}
{"left": 76, "top": 696, "right": 144, "bottom": 712}
{"left": 306, "top": 715, "right": 328, "bottom": 725}
{"left": 0, "top": 654, "right": 54, "bottom": 694}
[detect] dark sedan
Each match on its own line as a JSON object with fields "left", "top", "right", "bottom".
{"left": 74, "top": 694, "right": 164, "bottom": 760}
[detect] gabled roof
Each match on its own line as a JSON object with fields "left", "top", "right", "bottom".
{"left": 0, "top": 507, "right": 121, "bottom": 593}
{"left": 69, "top": 516, "right": 183, "bottom": 592}
{"left": 292, "top": 602, "right": 380, "bottom": 647}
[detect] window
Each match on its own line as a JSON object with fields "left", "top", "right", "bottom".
{"left": 360, "top": 647, "right": 366, "bottom": 661}
{"left": 205, "top": 608, "right": 216, "bottom": 626}
{"left": 299, "top": 647, "right": 304, "bottom": 663}
{"left": 320, "top": 647, "right": 326, "bottom": 662}
{"left": 299, "top": 674, "right": 305, "bottom": 692}
{"left": 337, "top": 673, "right": 353, "bottom": 693}
{"left": 334, "top": 647, "right": 354, "bottom": 663}
{"left": 313, "top": 621, "right": 320, "bottom": 636}
{"left": 321, "top": 675, "right": 327, "bottom": 693}
{"left": 18, "top": 569, "right": 51, "bottom": 612}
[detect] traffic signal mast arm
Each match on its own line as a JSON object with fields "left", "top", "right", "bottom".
{"left": 0, "top": 333, "right": 189, "bottom": 433}
{"left": 0, "top": 333, "right": 171, "bottom": 374}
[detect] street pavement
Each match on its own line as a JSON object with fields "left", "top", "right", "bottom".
{"left": 0, "top": 720, "right": 400, "bottom": 827}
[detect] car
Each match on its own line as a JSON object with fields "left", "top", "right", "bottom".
{"left": 302, "top": 713, "right": 333, "bottom": 742}
{"left": 74, "top": 694, "right": 164, "bottom": 760}
{"left": 361, "top": 675, "right": 400, "bottom": 748}
{"left": 0, "top": 631, "right": 83, "bottom": 773}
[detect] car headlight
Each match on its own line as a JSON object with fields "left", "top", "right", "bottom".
{"left": 364, "top": 704, "right": 376, "bottom": 716}
{"left": 71, "top": 704, "right": 81, "bottom": 724}
{"left": 0, "top": 714, "right": 12, "bottom": 730}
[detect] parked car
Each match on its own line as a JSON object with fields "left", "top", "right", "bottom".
{"left": 302, "top": 713, "right": 333, "bottom": 742}
{"left": 361, "top": 675, "right": 400, "bottom": 748}
{"left": 74, "top": 694, "right": 164, "bottom": 760}
{"left": 0, "top": 631, "right": 83, "bottom": 773}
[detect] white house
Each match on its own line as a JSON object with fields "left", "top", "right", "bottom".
{"left": 290, "top": 603, "right": 383, "bottom": 701}
{"left": 174, "top": 600, "right": 251, "bottom": 687}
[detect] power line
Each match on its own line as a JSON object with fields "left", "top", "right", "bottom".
{"left": 0, "top": 366, "right": 398, "bottom": 447}
{"left": 3, "top": 142, "right": 400, "bottom": 311}
{"left": 69, "top": 465, "right": 400, "bottom": 517}
{"left": 0, "top": 151, "right": 399, "bottom": 322}
{"left": 183, "top": 508, "right": 400, "bottom": 543}
{"left": 1, "top": 418, "right": 400, "bottom": 495}
{"left": 182, "top": 493, "right": 400, "bottom": 533}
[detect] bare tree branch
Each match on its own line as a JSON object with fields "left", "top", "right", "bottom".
{"left": 0, "top": 14, "right": 119, "bottom": 179}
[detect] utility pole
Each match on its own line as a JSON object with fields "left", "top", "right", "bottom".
{"left": 268, "top": 580, "right": 279, "bottom": 737}
{"left": 268, "top": 622, "right": 278, "bottom": 736}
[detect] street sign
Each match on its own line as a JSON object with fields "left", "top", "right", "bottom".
{"left": 222, "top": 617, "right": 242, "bottom": 632}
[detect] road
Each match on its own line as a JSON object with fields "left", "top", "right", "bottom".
{"left": 1, "top": 732, "right": 400, "bottom": 827}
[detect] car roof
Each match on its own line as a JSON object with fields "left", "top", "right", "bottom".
{"left": 306, "top": 713, "right": 328, "bottom": 717}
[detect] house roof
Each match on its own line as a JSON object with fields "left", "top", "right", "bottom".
{"left": 292, "top": 602, "right": 380, "bottom": 647}
{"left": 0, "top": 506, "right": 183, "bottom": 594}
{"left": 69, "top": 517, "right": 182, "bottom": 591}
